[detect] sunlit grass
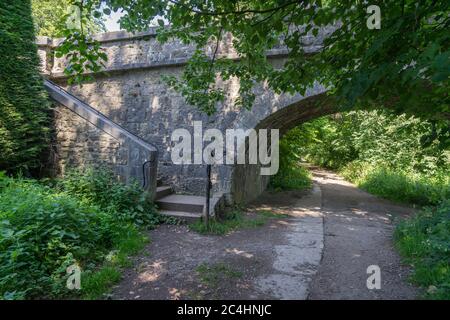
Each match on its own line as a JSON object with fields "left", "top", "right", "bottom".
{"left": 190, "top": 208, "right": 285, "bottom": 235}
{"left": 395, "top": 201, "right": 450, "bottom": 299}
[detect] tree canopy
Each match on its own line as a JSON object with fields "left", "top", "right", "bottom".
{"left": 54, "top": 1, "right": 449, "bottom": 118}
{"left": 32, "top": 0, "right": 105, "bottom": 37}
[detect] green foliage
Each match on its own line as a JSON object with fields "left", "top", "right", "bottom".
{"left": 0, "top": 168, "right": 158, "bottom": 300}
{"left": 0, "top": 0, "right": 50, "bottom": 174}
{"left": 55, "top": 30, "right": 107, "bottom": 84}
{"left": 292, "top": 110, "right": 449, "bottom": 206}
{"left": 31, "top": 0, "right": 105, "bottom": 37}
{"left": 395, "top": 201, "right": 450, "bottom": 299}
{"left": 59, "top": 168, "right": 161, "bottom": 227}
{"left": 57, "top": 1, "right": 448, "bottom": 118}
{"left": 190, "top": 208, "right": 283, "bottom": 235}
{"left": 32, "top": 0, "right": 107, "bottom": 84}
{"left": 270, "top": 128, "right": 312, "bottom": 191}
{"left": 341, "top": 163, "right": 449, "bottom": 207}
{"left": 286, "top": 110, "right": 450, "bottom": 206}
{"left": 299, "top": 111, "right": 449, "bottom": 175}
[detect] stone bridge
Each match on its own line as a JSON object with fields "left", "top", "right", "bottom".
{"left": 37, "top": 28, "right": 336, "bottom": 208}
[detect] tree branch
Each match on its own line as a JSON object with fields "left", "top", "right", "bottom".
{"left": 167, "top": 0, "right": 301, "bottom": 16}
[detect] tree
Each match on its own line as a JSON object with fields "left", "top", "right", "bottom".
{"left": 0, "top": 0, "right": 50, "bottom": 174}
{"left": 32, "top": 0, "right": 105, "bottom": 37}
{"left": 55, "top": 1, "right": 449, "bottom": 118}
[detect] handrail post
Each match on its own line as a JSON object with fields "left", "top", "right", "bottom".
{"left": 205, "top": 163, "right": 211, "bottom": 227}
{"left": 205, "top": 149, "right": 215, "bottom": 227}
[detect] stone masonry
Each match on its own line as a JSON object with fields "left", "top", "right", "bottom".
{"left": 38, "top": 27, "right": 336, "bottom": 204}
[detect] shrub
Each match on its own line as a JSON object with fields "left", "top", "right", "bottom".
{"left": 341, "top": 162, "right": 450, "bottom": 207}
{"left": 0, "top": 168, "right": 159, "bottom": 299}
{"left": 269, "top": 128, "right": 312, "bottom": 191}
{"left": 299, "top": 111, "right": 449, "bottom": 175}
{"left": 0, "top": 173, "right": 108, "bottom": 298}
{"left": 59, "top": 168, "right": 161, "bottom": 227}
{"left": 395, "top": 200, "right": 450, "bottom": 299}
{"left": 270, "top": 165, "right": 311, "bottom": 191}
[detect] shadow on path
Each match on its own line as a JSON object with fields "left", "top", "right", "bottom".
{"left": 308, "top": 167, "right": 418, "bottom": 300}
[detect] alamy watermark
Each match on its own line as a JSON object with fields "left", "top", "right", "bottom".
{"left": 366, "top": 5, "right": 381, "bottom": 29}
{"left": 171, "top": 121, "right": 279, "bottom": 175}
{"left": 66, "top": 264, "right": 81, "bottom": 290}
{"left": 366, "top": 265, "right": 381, "bottom": 290}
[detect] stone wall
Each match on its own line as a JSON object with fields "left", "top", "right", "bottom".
{"left": 53, "top": 103, "right": 128, "bottom": 175}
{"left": 45, "top": 80, "right": 158, "bottom": 199}
{"left": 38, "top": 28, "right": 335, "bottom": 204}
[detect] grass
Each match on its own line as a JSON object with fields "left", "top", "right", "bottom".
{"left": 190, "top": 208, "right": 285, "bottom": 235}
{"left": 81, "top": 267, "right": 122, "bottom": 300}
{"left": 394, "top": 200, "right": 450, "bottom": 299}
{"left": 196, "top": 262, "right": 243, "bottom": 289}
{"left": 80, "top": 227, "right": 149, "bottom": 299}
{"left": 340, "top": 162, "right": 449, "bottom": 207}
{"left": 269, "top": 164, "right": 312, "bottom": 191}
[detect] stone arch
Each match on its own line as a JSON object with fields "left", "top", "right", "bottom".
{"left": 229, "top": 92, "right": 337, "bottom": 204}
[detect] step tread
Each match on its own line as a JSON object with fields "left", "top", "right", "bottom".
{"left": 156, "top": 186, "right": 172, "bottom": 192}
{"left": 155, "top": 186, "right": 174, "bottom": 200}
{"left": 156, "top": 194, "right": 205, "bottom": 206}
{"left": 159, "top": 210, "right": 203, "bottom": 219}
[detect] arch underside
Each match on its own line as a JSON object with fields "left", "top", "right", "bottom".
{"left": 230, "top": 92, "right": 337, "bottom": 204}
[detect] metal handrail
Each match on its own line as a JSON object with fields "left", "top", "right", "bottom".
{"left": 44, "top": 79, "right": 158, "bottom": 153}
{"left": 44, "top": 79, "right": 158, "bottom": 191}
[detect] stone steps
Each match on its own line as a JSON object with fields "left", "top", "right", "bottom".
{"left": 159, "top": 210, "right": 203, "bottom": 223}
{"left": 155, "top": 186, "right": 173, "bottom": 199}
{"left": 155, "top": 182, "right": 204, "bottom": 221}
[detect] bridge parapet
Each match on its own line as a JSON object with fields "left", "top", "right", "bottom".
{"left": 37, "top": 26, "right": 330, "bottom": 78}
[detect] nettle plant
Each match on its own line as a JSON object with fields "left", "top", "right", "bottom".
{"left": 58, "top": 0, "right": 448, "bottom": 118}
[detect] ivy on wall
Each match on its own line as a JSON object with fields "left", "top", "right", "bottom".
{"left": 0, "top": 0, "right": 50, "bottom": 174}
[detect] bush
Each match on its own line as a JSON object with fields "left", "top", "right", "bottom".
{"left": 340, "top": 162, "right": 450, "bottom": 207}
{"left": 395, "top": 200, "right": 450, "bottom": 299}
{"left": 0, "top": 168, "right": 160, "bottom": 299}
{"left": 299, "top": 111, "right": 449, "bottom": 175}
{"left": 269, "top": 128, "right": 312, "bottom": 191}
{"left": 59, "top": 168, "right": 160, "bottom": 227}
{"left": 270, "top": 165, "right": 311, "bottom": 191}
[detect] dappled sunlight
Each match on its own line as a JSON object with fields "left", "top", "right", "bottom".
{"left": 290, "top": 208, "right": 322, "bottom": 218}
{"left": 274, "top": 220, "right": 293, "bottom": 226}
{"left": 137, "top": 259, "right": 166, "bottom": 283}
{"left": 250, "top": 204, "right": 291, "bottom": 215}
{"left": 237, "top": 282, "right": 251, "bottom": 290}
{"left": 350, "top": 208, "right": 369, "bottom": 216}
{"left": 168, "top": 287, "right": 184, "bottom": 300}
{"left": 225, "top": 248, "right": 254, "bottom": 259}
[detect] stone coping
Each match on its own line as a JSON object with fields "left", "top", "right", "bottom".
{"left": 36, "top": 28, "right": 160, "bottom": 48}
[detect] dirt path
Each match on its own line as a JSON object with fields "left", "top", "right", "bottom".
{"left": 112, "top": 168, "right": 418, "bottom": 300}
{"left": 308, "top": 167, "right": 418, "bottom": 299}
